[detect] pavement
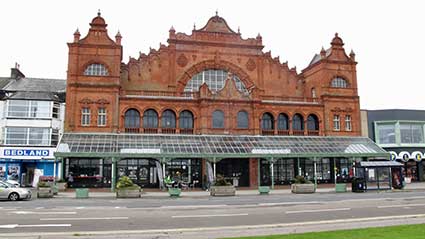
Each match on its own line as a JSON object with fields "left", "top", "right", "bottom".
{"left": 51, "top": 182, "right": 425, "bottom": 199}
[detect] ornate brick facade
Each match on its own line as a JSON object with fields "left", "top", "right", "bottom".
{"left": 65, "top": 13, "right": 360, "bottom": 138}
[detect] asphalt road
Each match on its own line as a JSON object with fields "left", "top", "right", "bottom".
{"left": 1, "top": 191, "right": 425, "bottom": 238}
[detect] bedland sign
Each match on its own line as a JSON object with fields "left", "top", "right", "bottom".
{"left": 0, "top": 147, "right": 55, "bottom": 160}
{"left": 389, "top": 151, "right": 424, "bottom": 162}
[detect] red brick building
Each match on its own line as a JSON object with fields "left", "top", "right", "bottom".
{"left": 57, "top": 12, "right": 386, "bottom": 190}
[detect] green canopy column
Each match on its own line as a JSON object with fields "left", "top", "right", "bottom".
{"left": 111, "top": 157, "right": 118, "bottom": 192}
{"left": 313, "top": 157, "right": 318, "bottom": 190}
{"left": 270, "top": 158, "right": 276, "bottom": 189}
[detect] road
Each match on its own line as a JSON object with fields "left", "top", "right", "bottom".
{"left": 1, "top": 191, "right": 425, "bottom": 238}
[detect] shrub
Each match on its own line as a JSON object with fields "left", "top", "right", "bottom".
{"left": 116, "top": 176, "right": 138, "bottom": 189}
{"left": 214, "top": 174, "right": 232, "bottom": 186}
{"left": 38, "top": 181, "right": 51, "bottom": 188}
{"left": 293, "top": 175, "right": 312, "bottom": 184}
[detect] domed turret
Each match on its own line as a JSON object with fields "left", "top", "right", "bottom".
{"left": 90, "top": 10, "right": 107, "bottom": 29}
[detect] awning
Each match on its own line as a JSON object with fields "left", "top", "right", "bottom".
{"left": 55, "top": 133, "right": 389, "bottom": 159}
{"left": 358, "top": 161, "right": 404, "bottom": 167}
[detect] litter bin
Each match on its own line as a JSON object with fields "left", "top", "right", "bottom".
{"left": 351, "top": 178, "right": 366, "bottom": 193}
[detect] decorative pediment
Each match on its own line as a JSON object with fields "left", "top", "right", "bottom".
{"left": 79, "top": 98, "right": 94, "bottom": 105}
{"left": 214, "top": 74, "right": 250, "bottom": 100}
{"left": 197, "top": 14, "right": 237, "bottom": 34}
{"left": 96, "top": 98, "right": 110, "bottom": 106}
{"left": 331, "top": 107, "right": 353, "bottom": 113}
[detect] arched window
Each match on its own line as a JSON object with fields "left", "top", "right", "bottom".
{"left": 262, "top": 113, "right": 274, "bottom": 130}
{"left": 124, "top": 109, "right": 140, "bottom": 133}
{"left": 292, "top": 114, "right": 304, "bottom": 131}
{"left": 143, "top": 109, "right": 158, "bottom": 129}
{"left": 212, "top": 110, "right": 225, "bottom": 129}
{"left": 277, "top": 113, "right": 289, "bottom": 130}
{"left": 237, "top": 111, "right": 249, "bottom": 129}
{"left": 307, "top": 114, "right": 319, "bottom": 131}
{"left": 184, "top": 69, "right": 248, "bottom": 93}
{"left": 84, "top": 63, "right": 109, "bottom": 76}
{"left": 161, "top": 110, "right": 176, "bottom": 128}
{"left": 180, "top": 110, "right": 194, "bottom": 129}
{"left": 331, "top": 77, "right": 348, "bottom": 88}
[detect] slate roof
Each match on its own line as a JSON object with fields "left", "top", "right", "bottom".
{"left": 308, "top": 48, "right": 331, "bottom": 66}
{"left": 4, "top": 77, "right": 66, "bottom": 93}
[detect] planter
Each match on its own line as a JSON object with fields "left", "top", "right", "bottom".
{"left": 37, "top": 187, "right": 54, "bottom": 198}
{"left": 210, "top": 185, "right": 236, "bottom": 196}
{"left": 258, "top": 186, "right": 270, "bottom": 195}
{"left": 75, "top": 188, "right": 89, "bottom": 199}
{"left": 116, "top": 187, "right": 142, "bottom": 198}
{"left": 57, "top": 182, "right": 67, "bottom": 191}
{"left": 168, "top": 188, "right": 181, "bottom": 197}
{"left": 291, "top": 184, "right": 315, "bottom": 194}
{"left": 335, "top": 183, "right": 347, "bottom": 193}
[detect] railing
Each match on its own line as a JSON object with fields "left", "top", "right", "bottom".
{"left": 180, "top": 128, "right": 194, "bottom": 134}
{"left": 125, "top": 128, "right": 140, "bottom": 133}
{"left": 277, "top": 130, "right": 290, "bottom": 136}
{"left": 161, "top": 128, "right": 176, "bottom": 134}
{"left": 307, "top": 130, "right": 319, "bottom": 136}
{"left": 123, "top": 90, "right": 199, "bottom": 99}
{"left": 292, "top": 130, "right": 305, "bottom": 136}
{"left": 261, "top": 129, "right": 275, "bottom": 136}
{"left": 261, "top": 96, "right": 319, "bottom": 103}
{"left": 143, "top": 128, "right": 158, "bottom": 134}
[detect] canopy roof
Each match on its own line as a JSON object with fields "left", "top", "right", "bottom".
{"left": 56, "top": 133, "right": 388, "bottom": 159}
{"left": 359, "top": 161, "right": 403, "bottom": 167}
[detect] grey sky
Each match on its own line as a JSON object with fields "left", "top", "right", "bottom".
{"left": 1, "top": 0, "right": 424, "bottom": 110}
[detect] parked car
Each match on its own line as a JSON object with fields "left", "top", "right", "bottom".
{"left": 0, "top": 181, "right": 32, "bottom": 201}
{"left": 2, "top": 179, "right": 20, "bottom": 187}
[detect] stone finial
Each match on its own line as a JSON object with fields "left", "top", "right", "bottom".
{"left": 73, "top": 28, "right": 80, "bottom": 43}
{"left": 320, "top": 47, "right": 326, "bottom": 58}
{"left": 98, "top": 9, "right": 101, "bottom": 16}
{"left": 115, "top": 31, "right": 122, "bottom": 45}
{"left": 350, "top": 49, "right": 356, "bottom": 60}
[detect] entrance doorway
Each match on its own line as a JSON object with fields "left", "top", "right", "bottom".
{"left": 117, "top": 159, "right": 158, "bottom": 188}
{"left": 216, "top": 158, "right": 249, "bottom": 187}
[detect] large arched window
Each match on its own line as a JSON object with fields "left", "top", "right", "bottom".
{"left": 237, "top": 111, "right": 249, "bottom": 129}
{"left": 212, "top": 110, "right": 225, "bottom": 129}
{"left": 307, "top": 114, "right": 319, "bottom": 131}
{"left": 277, "top": 113, "right": 289, "bottom": 130}
{"left": 184, "top": 69, "right": 248, "bottom": 93}
{"left": 143, "top": 109, "right": 158, "bottom": 129}
{"left": 161, "top": 110, "right": 176, "bottom": 128}
{"left": 124, "top": 109, "right": 140, "bottom": 133}
{"left": 261, "top": 113, "right": 274, "bottom": 130}
{"left": 292, "top": 114, "right": 304, "bottom": 131}
{"left": 84, "top": 63, "right": 109, "bottom": 76}
{"left": 179, "top": 110, "right": 194, "bottom": 129}
{"left": 331, "top": 77, "right": 348, "bottom": 88}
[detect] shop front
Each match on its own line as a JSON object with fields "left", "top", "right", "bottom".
{"left": 387, "top": 149, "right": 424, "bottom": 182}
{"left": 0, "top": 147, "right": 58, "bottom": 186}
{"left": 56, "top": 133, "right": 389, "bottom": 191}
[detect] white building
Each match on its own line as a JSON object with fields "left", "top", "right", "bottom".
{"left": 0, "top": 67, "right": 66, "bottom": 186}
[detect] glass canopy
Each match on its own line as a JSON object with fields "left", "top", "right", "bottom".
{"left": 56, "top": 133, "right": 389, "bottom": 159}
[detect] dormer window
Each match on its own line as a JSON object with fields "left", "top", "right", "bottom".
{"left": 84, "top": 63, "right": 109, "bottom": 76}
{"left": 331, "top": 77, "right": 348, "bottom": 88}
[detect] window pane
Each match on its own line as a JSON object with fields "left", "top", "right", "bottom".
{"left": 377, "top": 124, "right": 395, "bottom": 144}
{"left": 293, "top": 114, "right": 304, "bottom": 130}
{"left": 84, "top": 64, "right": 109, "bottom": 76}
{"left": 143, "top": 110, "right": 158, "bottom": 128}
{"left": 262, "top": 113, "right": 274, "bottom": 130}
{"left": 28, "top": 128, "right": 50, "bottom": 145}
{"left": 124, "top": 109, "right": 140, "bottom": 128}
{"left": 212, "top": 110, "right": 224, "bottom": 129}
{"left": 277, "top": 114, "right": 288, "bottom": 130}
{"left": 98, "top": 108, "right": 107, "bottom": 126}
{"left": 180, "top": 111, "right": 193, "bottom": 129}
{"left": 7, "top": 100, "right": 29, "bottom": 117}
{"left": 184, "top": 69, "right": 247, "bottom": 93}
{"left": 5, "top": 128, "right": 27, "bottom": 145}
{"left": 162, "top": 110, "right": 176, "bottom": 128}
{"left": 237, "top": 111, "right": 248, "bottom": 129}
{"left": 30, "top": 101, "right": 51, "bottom": 118}
{"left": 401, "top": 124, "right": 424, "bottom": 144}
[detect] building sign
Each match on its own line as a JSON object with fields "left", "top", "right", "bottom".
{"left": 0, "top": 147, "right": 55, "bottom": 160}
{"left": 388, "top": 151, "right": 424, "bottom": 162}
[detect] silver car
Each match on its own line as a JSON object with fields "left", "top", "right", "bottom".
{"left": 0, "top": 181, "right": 32, "bottom": 201}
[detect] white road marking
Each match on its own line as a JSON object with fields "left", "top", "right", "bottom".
{"left": 10, "top": 211, "right": 76, "bottom": 215}
{"left": 161, "top": 204, "right": 227, "bottom": 209}
{"left": 75, "top": 207, "right": 85, "bottom": 209}
{"left": 378, "top": 203, "right": 425, "bottom": 209}
{"left": 40, "top": 217, "right": 128, "bottom": 221}
{"left": 0, "top": 224, "right": 71, "bottom": 229}
{"left": 172, "top": 213, "right": 248, "bottom": 218}
{"left": 285, "top": 208, "right": 351, "bottom": 214}
{"left": 35, "top": 207, "right": 44, "bottom": 209}
{"left": 259, "top": 201, "right": 320, "bottom": 206}
{"left": 2, "top": 214, "right": 425, "bottom": 236}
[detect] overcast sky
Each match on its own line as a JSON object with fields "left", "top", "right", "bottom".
{"left": 1, "top": 0, "right": 424, "bottom": 110}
